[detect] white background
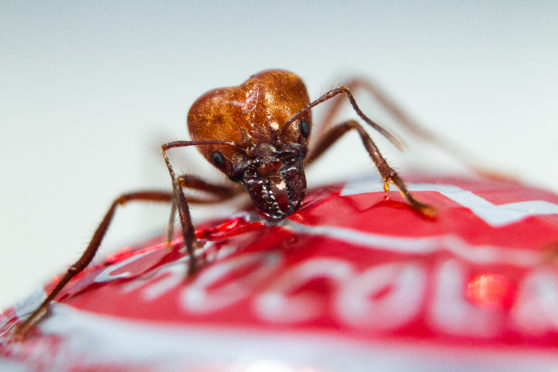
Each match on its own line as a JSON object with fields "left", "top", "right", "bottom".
{"left": 1, "top": 1, "right": 557, "bottom": 309}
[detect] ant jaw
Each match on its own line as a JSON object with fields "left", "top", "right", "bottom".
{"left": 241, "top": 157, "right": 306, "bottom": 221}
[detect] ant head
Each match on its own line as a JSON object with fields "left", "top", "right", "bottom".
{"left": 187, "top": 70, "right": 312, "bottom": 220}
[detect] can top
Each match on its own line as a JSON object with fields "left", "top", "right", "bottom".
{"left": 3, "top": 175, "right": 558, "bottom": 371}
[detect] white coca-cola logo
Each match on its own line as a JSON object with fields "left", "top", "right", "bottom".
{"left": 91, "top": 220, "right": 558, "bottom": 339}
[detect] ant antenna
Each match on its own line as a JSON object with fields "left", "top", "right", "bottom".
{"left": 280, "top": 86, "right": 405, "bottom": 151}
{"left": 162, "top": 140, "right": 247, "bottom": 153}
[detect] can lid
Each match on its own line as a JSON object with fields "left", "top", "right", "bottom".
{"left": 2, "top": 175, "right": 558, "bottom": 371}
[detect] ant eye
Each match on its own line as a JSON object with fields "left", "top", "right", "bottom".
{"left": 299, "top": 120, "right": 310, "bottom": 138}
{"left": 211, "top": 151, "right": 226, "bottom": 168}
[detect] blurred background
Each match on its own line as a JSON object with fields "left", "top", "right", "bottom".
{"left": 1, "top": 0, "right": 557, "bottom": 309}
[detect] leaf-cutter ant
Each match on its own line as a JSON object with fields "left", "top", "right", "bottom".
{"left": 14, "top": 69, "right": 436, "bottom": 339}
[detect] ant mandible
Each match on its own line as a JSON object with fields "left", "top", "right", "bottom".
{"left": 14, "top": 69, "right": 436, "bottom": 339}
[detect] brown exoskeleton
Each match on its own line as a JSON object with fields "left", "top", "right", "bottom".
{"left": 14, "top": 70, "right": 436, "bottom": 340}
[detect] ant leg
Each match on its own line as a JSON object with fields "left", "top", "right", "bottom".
{"left": 165, "top": 199, "right": 178, "bottom": 248}
{"left": 307, "top": 120, "right": 437, "bottom": 218}
{"left": 13, "top": 191, "right": 173, "bottom": 340}
{"left": 165, "top": 175, "right": 239, "bottom": 247}
{"left": 161, "top": 145, "right": 198, "bottom": 276}
{"left": 178, "top": 174, "right": 239, "bottom": 204}
{"left": 161, "top": 139, "right": 246, "bottom": 274}
{"left": 161, "top": 140, "right": 243, "bottom": 276}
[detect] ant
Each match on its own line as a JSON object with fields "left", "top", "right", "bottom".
{"left": 13, "top": 69, "right": 437, "bottom": 339}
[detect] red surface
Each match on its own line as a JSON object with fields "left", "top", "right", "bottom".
{"left": 2, "top": 175, "right": 558, "bottom": 370}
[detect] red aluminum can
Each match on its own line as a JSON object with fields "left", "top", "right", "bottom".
{"left": 2, "top": 175, "right": 558, "bottom": 371}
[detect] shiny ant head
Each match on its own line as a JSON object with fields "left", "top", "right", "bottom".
{"left": 187, "top": 70, "right": 312, "bottom": 220}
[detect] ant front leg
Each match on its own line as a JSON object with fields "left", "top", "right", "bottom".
{"left": 164, "top": 174, "right": 239, "bottom": 248}
{"left": 161, "top": 143, "right": 198, "bottom": 275}
{"left": 306, "top": 120, "right": 437, "bottom": 218}
{"left": 13, "top": 191, "right": 173, "bottom": 341}
{"left": 161, "top": 140, "right": 241, "bottom": 276}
